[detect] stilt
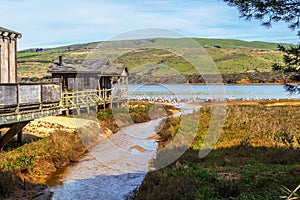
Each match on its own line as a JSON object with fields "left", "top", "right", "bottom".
{"left": 87, "top": 105, "right": 90, "bottom": 114}
{"left": 66, "top": 109, "right": 70, "bottom": 117}
{"left": 96, "top": 104, "right": 99, "bottom": 113}
{"left": 0, "top": 121, "right": 29, "bottom": 149}
{"left": 17, "top": 131, "right": 22, "bottom": 144}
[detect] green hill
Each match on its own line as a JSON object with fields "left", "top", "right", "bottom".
{"left": 194, "top": 38, "right": 279, "bottom": 49}
{"left": 17, "top": 38, "right": 285, "bottom": 80}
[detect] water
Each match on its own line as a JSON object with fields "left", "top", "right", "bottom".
{"left": 50, "top": 118, "right": 165, "bottom": 200}
{"left": 128, "top": 84, "right": 297, "bottom": 100}
{"left": 48, "top": 84, "right": 297, "bottom": 199}
{"left": 49, "top": 104, "right": 200, "bottom": 200}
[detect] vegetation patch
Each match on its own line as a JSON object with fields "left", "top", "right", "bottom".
{"left": 16, "top": 38, "right": 287, "bottom": 83}
{"left": 0, "top": 101, "right": 177, "bottom": 199}
{"left": 0, "top": 129, "right": 97, "bottom": 198}
{"left": 97, "top": 101, "right": 177, "bottom": 131}
{"left": 130, "top": 101, "right": 300, "bottom": 199}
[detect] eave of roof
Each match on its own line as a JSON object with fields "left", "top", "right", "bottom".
{"left": 0, "top": 27, "right": 22, "bottom": 39}
{"left": 48, "top": 58, "right": 128, "bottom": 76}
{"left": 48, "top": 71, "right": 127, "bottom": 76}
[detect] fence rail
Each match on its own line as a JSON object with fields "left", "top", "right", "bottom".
{"left": 0, "top": 83, "right": 61, "bottom": 114}
{"left": 61, "top": 87, "right": 127, "bottom": 108}
{"left": 0, "top": 84, "right": 127, "bottom": 115}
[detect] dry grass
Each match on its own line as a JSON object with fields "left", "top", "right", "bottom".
{"left": 130, "top": 100, "right": 300, "bottom": 199}
{"left": 0, "top": 101, "right": 177, "bottom": 198}
{"left": 0, "top": 130, "right": 95, "bottom": 183}
{"left": 155, "top": 117, "right": 181, "bottom": 149}
{"left": 0, "top": 130, "right": 87, "bottom": 198}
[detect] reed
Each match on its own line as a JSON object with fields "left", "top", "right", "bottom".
{"left": 131, "top": 102, "right": 300, "bottom": 199}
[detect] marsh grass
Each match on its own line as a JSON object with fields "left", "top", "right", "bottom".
{"left": 0, "top": 100, "right": 176, "bottom": 199}
{"left": 131, "top": 102, "right": 300, "bottom": 199}
{"left": 0, "top": 130, "right": 90, "bottom": 180}
{"left": 97, "top": 101, "right": 177, "bottom": 129}
{"left": 0, "top": 129, "right": 99, "bottom": 198}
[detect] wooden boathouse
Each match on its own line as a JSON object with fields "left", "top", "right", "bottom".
{"left": 0, "top": 27, "right": 61, "bottom": 149}
{"left": 0, "top": 27, "right": 129, "bottom": 149}
{"left": 48, "top": 56, "right": 128, "bottom": 115}
{"left": 0, "top": 27, "right": 21, "bottom": 83}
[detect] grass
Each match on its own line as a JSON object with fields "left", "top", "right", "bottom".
{"left": 97, "top": 101, "right": 177, "bottom": 131}
{"left": 206, "top": 48, "right": 283, "bottom": 74}
{"left": 146, "top": 38, "right": 280, "bottom": 50}
{"left": 0, "top": 130, "right": 96, "bottom": 183}
{"left": 130, "top": 101, "right": 300, "bottom": 199}
{"left": 16, "top": 38, "right": 285, "bottom": 80}
{"left": 0, "top": 130, "right": 94, "bottom": 198}
{"left": 17, "top": 49, "right": 89, "bottom": 79}
{"left": 193, "top": 38, "right": 279, "bottom": 50}
{"left": 116, "top": 48, "right": 283, "bottom": 76}
{"left": 0, "top": 101, "right": 175, "bottom": 198}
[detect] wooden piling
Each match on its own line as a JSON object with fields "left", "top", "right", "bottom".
{"left": 17, "top": 130, "right": 22, "bottom": 143}
{"left": 0, "top": 121, "right": 29, "bottom": 149}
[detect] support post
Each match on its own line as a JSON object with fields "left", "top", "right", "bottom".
{"left": 16, "top": 84, "right": 20, "bottom": 113}
{"left": 96, "top": 105, "right": 99, "bottom": 113}
{"left": 17, "top": 131, "right": 22, "bottom": 143}
{"left": 0, "top": 121, "right": 30, "bottom": 149}
{"left": 39, "top": 84, "right": 43, "bottom": 110}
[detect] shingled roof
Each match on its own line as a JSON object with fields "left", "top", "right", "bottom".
{"left": 0, "top": 27, "right": 22, "bottom": 39}
{"left": 48, "top": 58, "right": 128, "bottom": 76}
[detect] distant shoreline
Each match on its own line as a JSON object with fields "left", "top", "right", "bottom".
{"left": 128, "top": 82, "right": 299, "bottom": 86}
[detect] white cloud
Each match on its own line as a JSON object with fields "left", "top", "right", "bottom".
{"left": 0, "top": 0, "right": 297, "bottom": 50}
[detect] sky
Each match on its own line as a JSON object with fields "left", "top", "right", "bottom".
{"left": 1, "top": 0, "right": 299, "bottom": 50}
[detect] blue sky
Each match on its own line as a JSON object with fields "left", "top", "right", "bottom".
{"left": 1, "top": 0, "right": 299, "bottom": 50}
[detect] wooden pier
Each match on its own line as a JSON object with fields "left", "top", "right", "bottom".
{"left": 0, "top": 83, "right": 61, "bottom": 149}
{"left": 0, "top": 83, "right": 127, "bottom": 149}
{"left": 0, "top": 27, "right": 129, "bottom": 149}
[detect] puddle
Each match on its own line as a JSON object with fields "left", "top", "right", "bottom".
{"left": 129, "top": 145, "right": 146, "bottom": 153}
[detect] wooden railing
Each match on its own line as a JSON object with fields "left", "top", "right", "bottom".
{"left": 0, "top": 83, "right": 127, "bottom": 115}
{"left": 61, "top": 87, "right": 127, "bottom": 108}
{"left": 0, "top": 83, "right": 61, "bottom": 114}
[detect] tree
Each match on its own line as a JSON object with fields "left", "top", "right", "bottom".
{"left": 272, "top": 44, "right": 300, "bottom": 93}
{"left": 224, "top": 0, "right": 300, "bottom": 93}
{"left": 223, "top": 0, "right": 299, "bottom": 31}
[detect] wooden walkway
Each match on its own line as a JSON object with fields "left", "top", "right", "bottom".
{"left": 0, "top": 84, "right": 127, "bottom": 149}
{"left": 0, "top": 83, "right": 61, "bottom": 149}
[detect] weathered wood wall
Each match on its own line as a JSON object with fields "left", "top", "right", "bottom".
{"left": 42, "top": 84, "right": 61, "bottom": 103}
{"left": 0, "top": 84, "right": 61, "bottom": 109}
{"left": 0, "top": 84, "right": 17, "bottom": 107}
{"left": 52, "top": 73, "right": 102, "bottom": 91}
{"left": 9, "top": 39, "right": 16, "bottom": 83}
{"left": 19, "top": 84, "right": 41, "bottom": 105}
{"left": 0, "top": 37, "right": 17, "bottom": 83}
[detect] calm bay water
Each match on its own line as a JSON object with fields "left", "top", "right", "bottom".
{"left": 128, "top": 84, "right": 297, "bottom": 100}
